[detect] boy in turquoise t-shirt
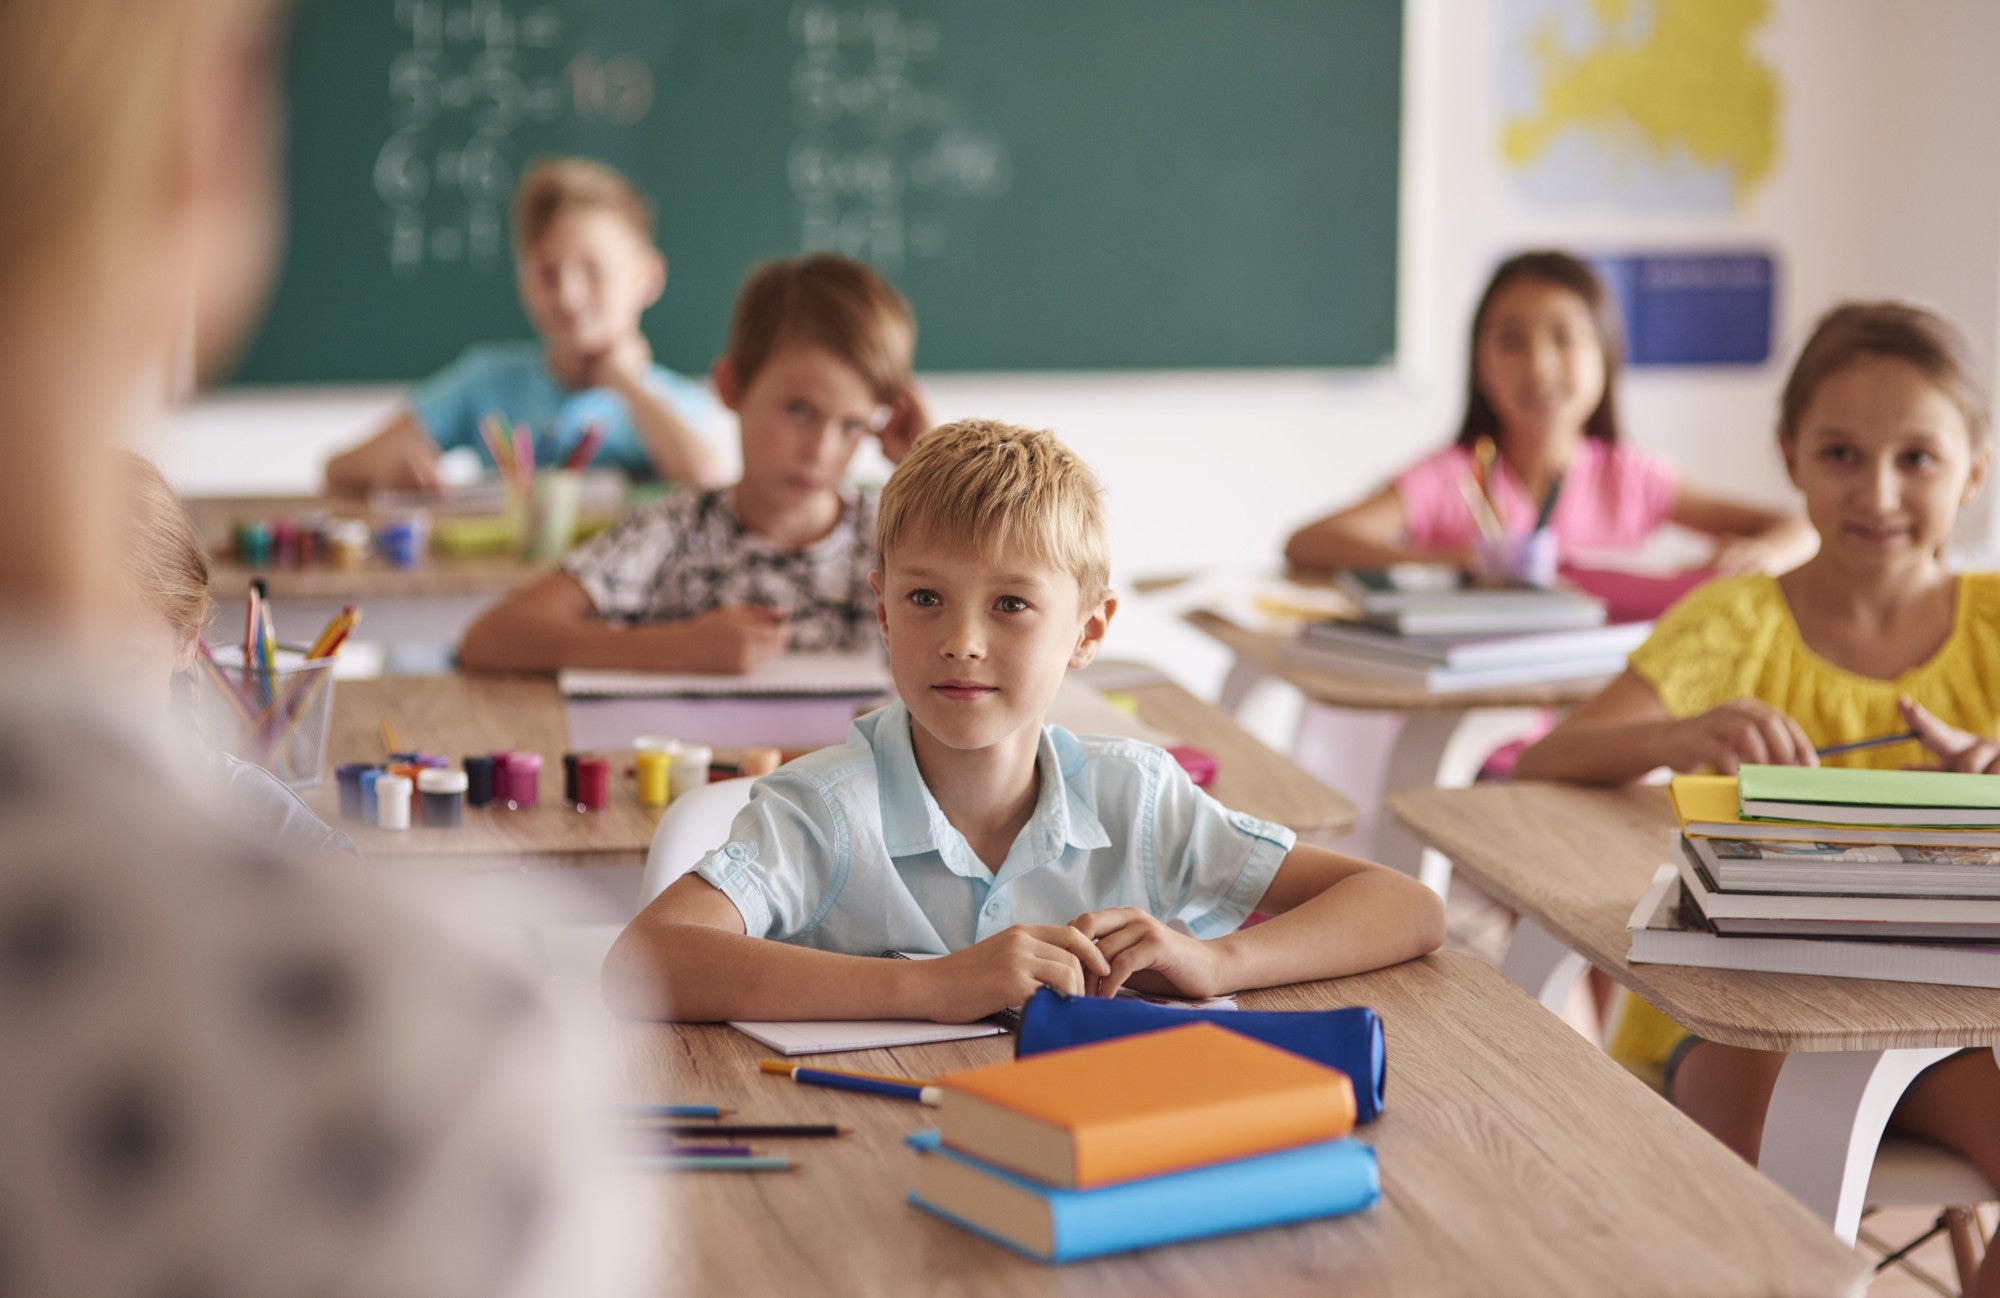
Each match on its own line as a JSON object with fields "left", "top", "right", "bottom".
{"left": 325, "top": 156, "right": 725, "bottom": 492}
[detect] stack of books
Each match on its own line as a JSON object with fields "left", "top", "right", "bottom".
{"left": 907, "top": 1022, "right": 1379, "bottom": 1262}
{"left": 1283, "top": 566, "right": 1645, "bottom": 692}
{"left": 1628, "top": 767, "right": 2000, "bottom": 987}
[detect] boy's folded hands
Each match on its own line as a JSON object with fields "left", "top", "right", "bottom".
{"left": 1068, "top": 907, "right": 1225, "bottom": 1001}
{"left": 914, "top": 924, "right": 1110, "bottom": 1023}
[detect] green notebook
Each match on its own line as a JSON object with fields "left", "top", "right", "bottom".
{"left": 1738, "top": 763, "right": 2000, "bottom": 828}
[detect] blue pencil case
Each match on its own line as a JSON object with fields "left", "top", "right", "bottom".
{"left": 1012, "top": 988, "right": 1387, "bottom": 1123}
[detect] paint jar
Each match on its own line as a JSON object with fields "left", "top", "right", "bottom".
{"left": 635, "top": 747, "right": 673, "bottom": 807}
{"left": 359, "top": 769, "right": 381, "bottom": 825}
{"left": 376, "top": 773, "right": 413, "bottom": 830}
{"left": 633, "top": 735, "right": 677, "bottom": 754}
{"left": 464, "top": 754, "right": 497, "bottom": 807}
{"left": 324, "top": 518, "right": 371, "bottom": 571}
{"left": 375, "top": 510, "right": 431, "bottom": 570}
{"left": 526, "top": 468, "right": 585, "bottom": 563}
{"left": 576, "top": 755, "right": 610, "bottom": 811}
{"left": 234, "top": 519, "right": 274, "bottom": 567}
{"left": 741, "top": 747, "right": 782, "bottom": 777}
{"left": 418, "top": 768, "right": 467, "bottom": 827}
{"left": 562, "top": 752, "right": 580, "bottom": 805}
{"left": 507, "top": 752, "right": 542, "bottom": 808}
{"left": 668, "top": 744, "right": 713, "bottom": 804}
{"left": 335, "top": 763, "right": 374, "bottom": 821}
{"left": 271, "top": 518, "right": 300, "bottom": 567}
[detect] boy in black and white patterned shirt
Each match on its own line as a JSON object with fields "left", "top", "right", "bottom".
{"left": 460, "top": 254, "right": 928, "bottom": 676}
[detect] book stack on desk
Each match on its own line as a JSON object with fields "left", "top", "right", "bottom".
{"left": 1284, "top": 567, "right": 1644, "bottom": 692}
{"left": 1628, "top": 768, "right": 2000, "bottom": 987}
{"left": 907, "top": 1022, "right": 1378, "bottom": 1262}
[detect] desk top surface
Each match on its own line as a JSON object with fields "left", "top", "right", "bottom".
{"left": 312, "top": 670, "right": 1356, "bottom": 866}
{"left": 1187, "top": 611, "right": 1614, "bottom": 711}
{"left": 1390, "top": 781, "right": 2000, "bottom": 1051}
{"left": 188, "top": 493, "right": 563, "bottom": 601}
{"left": 617, "top": 952, "right": 1866, "bottom": 1298}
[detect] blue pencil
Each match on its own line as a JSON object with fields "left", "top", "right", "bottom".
{"left": 789, "top": 1066, "right": 942, "bottom": 1107}
{"left": 622, "top": 1103, "right": 734, "bottom": 1120}
{"left": 632, "top": 1154, "right": 795, "bottom": 1172}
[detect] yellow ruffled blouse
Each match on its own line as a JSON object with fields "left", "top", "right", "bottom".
{"left": 1609, "top": 571, "right": 2000, "bottom": 1086}
{"left": 1627, "top": 572, "right": 2000, "bottom": 767}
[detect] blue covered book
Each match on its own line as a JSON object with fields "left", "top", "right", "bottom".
{"left": 906, "top": 1130, "right": 1379, "bottom": 1263}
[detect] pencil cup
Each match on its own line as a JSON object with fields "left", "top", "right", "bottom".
{"left": 1476, "top": 529, "right": 1559, "bottom": 589}
{"left": 195, "top": 647, "right": 338, "bottom": 788}
{"left": 525, "top": 469, "right": 585, "bottom": 563}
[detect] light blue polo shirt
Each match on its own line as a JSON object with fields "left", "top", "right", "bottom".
{"left": 409, "top": 341, "right": 720, "bottom": 480}
{"left": 694, "top": 701, "right": 1296, "bottom": 955}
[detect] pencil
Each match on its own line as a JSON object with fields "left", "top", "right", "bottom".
{"left": 632, "top": 1155, "right": 796, "bottom": 1172}
{"left": 1815, "top": 729, "right": 1921, "bottom": 758}
{"left": 635, "top": 1124, "right": 846, "bottom": 1139}
{"left": 380, "top": 718, "right": 402, "bottom": 756}
{"left": 1532, "top": 471, "right": 1565, "bottom": 532}
{"left": 757, "top": 1060, "right": 931, "bottom": 1087}
{"left": 762, "top": 1063, "right": 940, "bottom": 1105}
{"left": 1454, "top": 472, "right": 1504, "bottom": 543}
{"left": 622, "top": 1104, "right": 734, "bottom": 1120}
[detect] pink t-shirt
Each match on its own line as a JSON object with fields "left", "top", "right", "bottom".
{"left": 1392, "top": 438, "right": 1681, "bottom": 553}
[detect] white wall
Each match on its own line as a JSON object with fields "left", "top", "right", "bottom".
{"left": 149, "top": 0, "right": 2000, "bottom": 580}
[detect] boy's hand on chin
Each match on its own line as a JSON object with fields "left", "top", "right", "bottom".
{"left": 1068, "top": 909, "right": 1226, "bottom": 1001}
{"left": 577, "top": 335, "right": 653, "bottom": 390}
{"left": 918, "top": 925, "right": 1110, "bottom": 1024}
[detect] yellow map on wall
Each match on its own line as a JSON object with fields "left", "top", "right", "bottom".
{"left": 1501, "top": 0, "right": 1779, "bottom": 211}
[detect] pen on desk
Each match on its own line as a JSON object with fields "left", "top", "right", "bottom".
{"left": 622, "top": 1103, "right": 734, "bottom": 1120}
{"left": 767, "top": 1064, "right": 942, "bottom": 1107}
{"left": 1815, "top": 729, "right": 1921, "bottom": 758}
{"left": 757, "top": 1060, "right": 931, "bottom": 1087}
{"left": 637, "top": 1123, "right": 848, "bottom": 1139}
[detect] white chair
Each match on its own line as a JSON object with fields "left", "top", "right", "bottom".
{"left": 1861, "top": 1139, "right": 1994, "bottom": 1295}
{"left": 638, "top": 777, "right": 756, "bottom": 905}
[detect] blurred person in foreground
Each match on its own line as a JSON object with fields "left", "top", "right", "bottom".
{"left": 0, "top": 1, "right": 634, "bottom": 1294}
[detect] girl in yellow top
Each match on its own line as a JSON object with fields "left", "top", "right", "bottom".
{"left": 1518, "top": 302, "right": 2000, "bottom": 1298}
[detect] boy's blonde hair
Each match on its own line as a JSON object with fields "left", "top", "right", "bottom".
{"left": 877, "top": 420, "right": 1110, "bottom": 605}
{"left": 726, "top": 254, "right": 915, "bottom": 402}
{"left": 1781, "top": 301, "right": 1990, "bottom": 444}
{"left": 117, "top": 451, "right": 212, "bottom": 644}
{"left": 512, "top": 156, "right": 654, "bottom": 251}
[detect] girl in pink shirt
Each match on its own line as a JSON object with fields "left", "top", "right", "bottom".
{"left": 1286, "top": 251, "right": 1813, "bottom": 579}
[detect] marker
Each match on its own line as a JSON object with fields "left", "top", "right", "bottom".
{"left": 764, "top": 1063, "right": 941, "bottom": 1106}
{"left": 1815, "top": 729, "right": 1921, "bottom": 758}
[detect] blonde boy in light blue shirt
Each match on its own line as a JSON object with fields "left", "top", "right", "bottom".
{"left": 604, "top": 420, "right": 1445, "bottom": 1024}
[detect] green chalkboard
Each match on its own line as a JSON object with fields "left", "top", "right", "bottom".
{"left": 236, "top": 0, "right": 1402, "bottom": 382}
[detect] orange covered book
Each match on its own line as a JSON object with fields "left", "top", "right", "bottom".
{"left": 935, "top": 1021, "right": 1357, "bottom": 1189}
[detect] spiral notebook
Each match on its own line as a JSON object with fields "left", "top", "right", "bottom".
{"left": 559, "top": 651, "right": 891, "bottom": 699}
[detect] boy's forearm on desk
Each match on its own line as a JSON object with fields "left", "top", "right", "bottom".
{"left": 1212, "top": 868, "right": 1444, "bottom": 990}
{"left": 602, "top": 923, "right": 922, "bottom": 1022}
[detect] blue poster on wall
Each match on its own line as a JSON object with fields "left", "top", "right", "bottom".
{"left": 1590, "top": 252, "right": 1775, "bottom": 366}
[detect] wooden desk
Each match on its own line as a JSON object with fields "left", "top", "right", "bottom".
{"left": 619, "top": 953, "right": 1868, "bottom": 1297}
{"left": 187, "top": 494, "right": 564, "bottom": 651}
{"left": 310, "top": 671, "right": 1357, "bottom": 869}
{"left": 1188, "top": 609, "right": 1608, "bottom": 893}
{"left": 1389, "top": 781, "right": 2000, "bottom": 1243}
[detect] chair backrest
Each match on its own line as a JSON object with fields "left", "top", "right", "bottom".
{"left": 638, "top": 777, "right": 755, "bottom": 907}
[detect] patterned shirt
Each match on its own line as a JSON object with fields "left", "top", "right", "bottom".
{"left": 0, "top": 654, "right": 618, "bottom": 1297}
{"left": 563, "top": 486, "right": 880, "bottom": 652}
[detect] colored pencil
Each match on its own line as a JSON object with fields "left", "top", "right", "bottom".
{"left": 563, "top": 420, "right": 607, "bottom": 472}
{"left": 622, "top": 1104, "right": 735, "bottom": 1120}
{"left": 654, "top": 1143, "right": 761, "bottom": 1157}
{"left": 757, "top": 1060, "right": 931, "bottom": 1087}
{"left": 1532, "top": 471, "right": 1565, "bottom": 532}
{"left": 380, "top": 719, "right": 403, "bottom": 756}
{"left": 1815, "top": 729, "right": 1922, "bottom": 758}
{"left": 780, "top": 1067, "right": 941, "bottom": 1106}
{"left": 196, "top": 639, "right": 260, "bottom": 723}
{"left": 631, "top": 1155, "right": 796, "bottom": 1172}
{"left": 634, "top": 1123, "right": 846, "bottom": 1139}
{"left": 305, "top": 605, "right": 358, "bottom": 659}
{"left": 1454, "top": 473, "right": 1504, "bottom": 543}
{"left": 512, "top": 423, "right": 534, "bottom": 487}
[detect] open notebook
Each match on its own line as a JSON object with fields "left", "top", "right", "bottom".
{"left": 560, "top": 651, "right": 892, "bottom": 698}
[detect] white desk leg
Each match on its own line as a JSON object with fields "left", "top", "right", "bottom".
{"left": 1217, "top": 656, "right": 1269, "bottom": 714}
{"left": 1759, "top": 1046, "right": 1958, "bottom": 1244}
{"left": 1496, "top": 917, "right": 1588, "bottom": 1014}
{"left": 1376, "top": 706, "right": 1544, "bottom": 896}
